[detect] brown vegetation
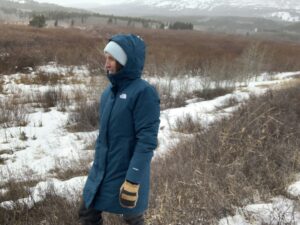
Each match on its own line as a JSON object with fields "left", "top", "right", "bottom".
{"left": 1, "top": 23, "right": 300, "bottom": 225}
{"left": 0, "top": 24, "right": 102, "bottom": 74}
{"left": 148, "top": 83, "right": 300, "bottom": 224}
{"left": 1, "top": 78, "right": 299, "bottom": 225}
{"left": 1, "top": 24, "right": 300, "bottom": 76}
{"left": 0, "top": 100, "right": 29, "bottom": 128}
{"left": 67, "top": 100, "right": 99, "bottom": 132}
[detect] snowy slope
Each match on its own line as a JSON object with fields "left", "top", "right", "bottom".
{"left": 102, "top": 0, "right": 300, "bottom": 11}
{"left": 96, "top": 0, "right": 300, "bottom": 22}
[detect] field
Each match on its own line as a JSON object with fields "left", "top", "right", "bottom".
{"left": 0, "top": 24, "right": 300, "bottom": 225}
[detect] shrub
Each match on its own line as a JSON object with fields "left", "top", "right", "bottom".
{"left": 33, "top": 87, "right": 70, "bottom": 111}
{"left": 0, "top": 79, "right": 3, "bottom": 93}
{"left": 19, "top": 131, "right": 28, "bottom": 141}
{"left": 0, "top": 100, "right": 29, "bottom": 128}
{"left": 192, "top": 87, "right": 234, "bottom": 100}
{"left": 50, "top": 156, "right": 92, "bottom": 181}
{"left": 29, "top": 15, "right": 46, "bottom": 28}
{"left": 169, "top": 21, "right": 193, "bottom": 30}
{"left": 148, "top": 84, "right": 300, "bottom": 224}
{"left": 67, "top": 100, "right": 99, "bottom": 132}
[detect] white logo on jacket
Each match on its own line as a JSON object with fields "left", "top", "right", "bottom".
{"left": 120, "top": 93, "right": 127, "bottom": 99}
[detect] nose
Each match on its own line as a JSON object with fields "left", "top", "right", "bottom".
{"left": 105, "top": 58, "right": 110, "bottom": 70}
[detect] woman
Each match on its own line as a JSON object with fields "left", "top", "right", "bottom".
{"left": 79, "top": 34, "right": 160, "bottom": 225}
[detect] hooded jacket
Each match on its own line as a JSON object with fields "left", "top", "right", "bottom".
{"left": 82, "top": 34, "right": 160, "bottom": 214}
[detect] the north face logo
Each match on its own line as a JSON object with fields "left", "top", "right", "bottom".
{"left": 120, "top": 93, "right": 127, "bottom": 99}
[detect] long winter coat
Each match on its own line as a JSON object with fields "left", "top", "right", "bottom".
{"left": 82, "top": 34, "right": 160, "bottom": 215}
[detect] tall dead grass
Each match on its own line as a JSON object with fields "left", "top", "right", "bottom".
{"left": 0, "top": 100, "right": 29, "bottom": 128}
{"left": 0, "top": 24, "right": 102, "bottom": 74}
{"left": 1, "top": 81, "right": 299, "bottom": 225}
{"left": 148, "top": 84, "right": 300, "bottom": 224}
{"left": 67, "top": 100, "right": 99, "bottom": 132}
{"left": 1, "top": 24, "right": 300, "bottom": 75}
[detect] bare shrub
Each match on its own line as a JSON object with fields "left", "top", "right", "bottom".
{"left": 0, "top": 179, "right": 39, "bottom": 203}
{"left": 19, "top": 131, "right": 28, "bottom": 141}
{"left": 153, "top": 81, "right": 187, "bottom": 110}
{"left": 148, "top": 84, "right": 300, "bottom": 224}
{"left": 0, "top": 78, "right": 3, "bottom": 93}
{"left": 33, "top": 87, "right": 70, "bottom": 111}
{"left": 67, "top": 100, "right": 99, "bottom": 132}
{"left": 0, "top": 100, "right": 29, "bottom": 128}
{"left": 0, "top": 178, "right": 125, "bottom": 225}
{"left": 33, "top": 71, "right": 64, "bottom": 85}
{"left": 0, "top": 194, "right": 80, "bottom": 225}
{"left": 193, "top": 87, "right": 234, "bottom": 100}
{"left": 0, "top": 194, "right": 126, "bottom": 225}
{"left": 1, "top": 24, "right": 300, "bottom": 76}
{"left": 0, "top": 24, "right": 101, "bottom": 74}
{"left": 1, "top": 84, "right": 299, "bottom": 225}
{"left": 152, "top": 73, "right": 235, "bottom": 110}
{"left": 237, "top": 42, "right": 270, "bottom": 80}
{"left": 50, "top": 156, "right": 92, "bottom": 181}
{"left": 174, "top": 114, "right": 204, "bottom": 134}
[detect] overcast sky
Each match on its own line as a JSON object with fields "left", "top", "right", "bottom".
{"left": 34, "top": 0, "right": 126, "bottom": 7}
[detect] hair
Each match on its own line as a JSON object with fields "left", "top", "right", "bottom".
{"left": 116, "top": 61, "right": 123, "bottom": 72}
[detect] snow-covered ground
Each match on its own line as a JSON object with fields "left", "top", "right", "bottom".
{"left": 0, "top": 64, "right": 300, "bottom": 224}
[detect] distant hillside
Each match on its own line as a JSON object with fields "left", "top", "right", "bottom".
{"left": 0, "top": 0, "right": 163, "bottom": 29}
{"left": 0, "top": 0, "right": 85, "bottom": 13}
{"left": 285, "top": 22, "right": 300, "bottom": 33}
{"left": 91, "top": 0, "right": 300, "bottom": 23}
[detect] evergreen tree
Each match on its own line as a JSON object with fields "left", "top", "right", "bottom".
{"left": 29, "top": 15, "right": 46, "bottom": 28}
{"left": 169, "top": 21, "right": 193, "bottom": 30}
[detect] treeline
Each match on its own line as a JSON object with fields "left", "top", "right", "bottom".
{"left": 33, "top": 11, "right": 164, "bottom": 28}
{"left": 169, "top": 21, "right": 193, "bottom": 30}
{"left": 23, "top": 10, "right": 165, "bottom": 29}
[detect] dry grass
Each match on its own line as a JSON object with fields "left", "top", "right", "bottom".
{"left": 1, "top": 24, "right": 300, "bottom": 76}
{"left": 1, "top": 23, "right": 300, "bottom": 225}
{"left": 0, "top": 180, "right": 40, "bottom": 203}
{"left": 0, "top": 24, "right": 102, "bottom": 74}
{"left": 67, "top": 100, "right": 99, "bottom": 132}
{"left": 0, "top": 100, "right": 29, "bottom": 128}
{"left": 152, "top": 75, "right": 235, "bottom": 110}
{"left": 1, "top": 81, "right": 299, "bottom": 225}
{"left": 0, "top": 78, "right": 4, "bottom": 93}
{"left": 193, "top": 87, "right": 234, "bottom": 100}
{"left": 49, "top": 156, "right": 92, "bottom": 181}
{"left": 31, "top": 87, "right": 70, "bottom": 111}
{"left": 16, "top": 70, "right": 85, "bottom": 86}
{"left": 148, "top": 84, "right": 300, "bottom": 224}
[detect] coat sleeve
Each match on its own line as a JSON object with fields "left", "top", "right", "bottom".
{"left": 125, "top": 85, "right": 160, "bottom": 184}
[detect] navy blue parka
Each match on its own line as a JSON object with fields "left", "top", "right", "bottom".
{"left": 82, "top": 34, "right": 160, "bottom": 214}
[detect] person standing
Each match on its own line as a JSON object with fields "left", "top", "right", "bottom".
{"left": 79, "top": 34, "right": 160, "bottom": 225}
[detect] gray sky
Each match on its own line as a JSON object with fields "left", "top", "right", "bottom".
{"left": 34, "top": 0, "right": 126, "bottom": 7}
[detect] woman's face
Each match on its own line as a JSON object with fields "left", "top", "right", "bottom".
{"left": 105, "top": 53, "right": 122, "bottom": 74}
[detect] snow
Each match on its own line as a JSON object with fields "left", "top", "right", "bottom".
{"left": 0, "top": 176, "right": 86, "bottom": 209}
{"left": 287, "top": 180, "right": 300, "bottom": 197}
{"left": 271, "top": 12, "right": 300, "bottom": 22}
{"left": 0, "top": 110, "right": 94, "bottom": 183}
{"left": 37, "top": 62, "right": 90, "bottom": 76}
{"left": 220, "top": 197, "right": 300, "bottom": 225}
{"left": 1, "top": 64, "right": 300, "bottom": 224}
